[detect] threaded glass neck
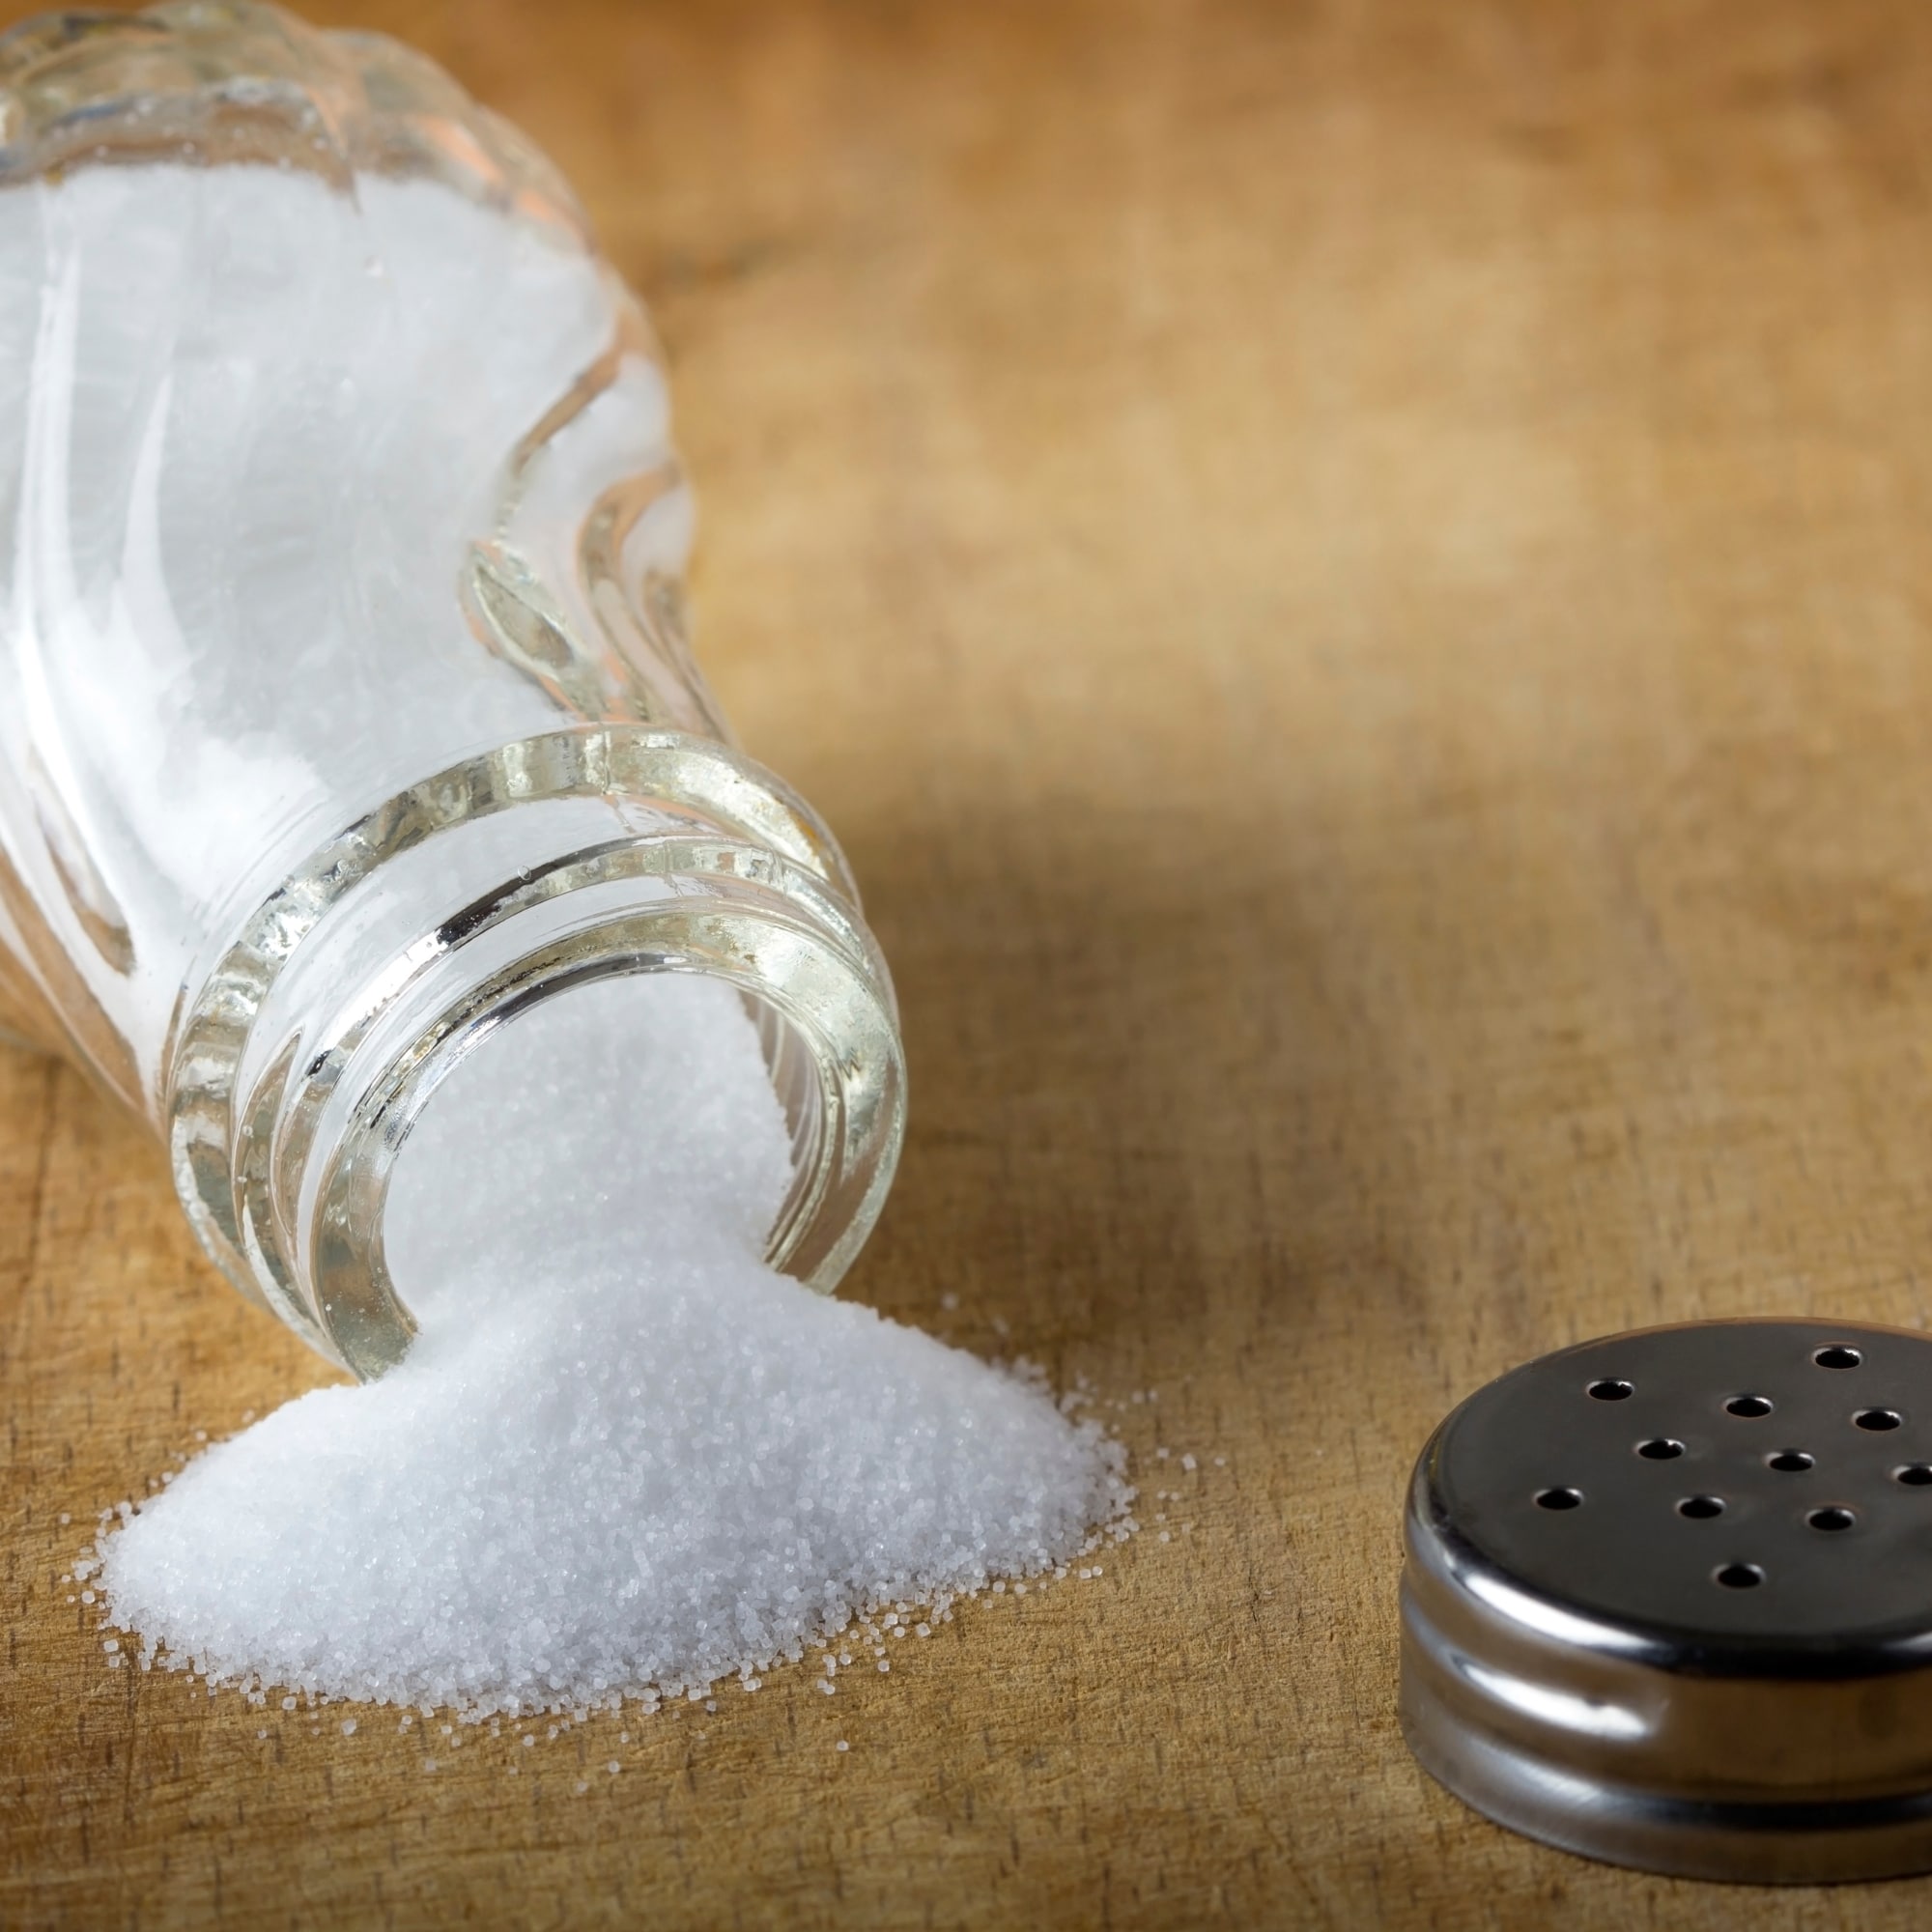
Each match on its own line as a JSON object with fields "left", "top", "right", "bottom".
{"left": 164, "top": 724, "right": 905, "bottom": 1379}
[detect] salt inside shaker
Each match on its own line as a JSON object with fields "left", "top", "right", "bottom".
{"left": 0, "top": 0, "right": 904, "bottom": 1377}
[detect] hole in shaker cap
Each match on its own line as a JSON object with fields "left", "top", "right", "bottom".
{"left": 1588, "top": 1379, "right": 1634, "bottom": 1402}
{"left": 1724, "top": 1395, "right": 1774, "bottom": 1418}
{"left": 1897, "top": 1464, "right": 1932, "bottom": 1488}
{"left": 1856, "top": 1408, "right": 1903, "bottom": 1433}
{"left": 1807, "top": 1506, "right": 1857, "bottom": 1532}
{"left": 1635, "top": 1438, "right": 1684, "bottom": 1461}
{"left": 1535, "top": 1487, "right": 1584, "bottom": 1511}
{"left": 1678, "top": 1494, "right": 1725, "bottom": 1520}
{"left": 1814, "top": 1346, "right": 1862, "bottom": 1370}
{"left": 1767, "top": 1450, "right": 1814, "bottom": 1472}
{"left": 1714, "top": 1562, "right": 1764, "bottom": 1589}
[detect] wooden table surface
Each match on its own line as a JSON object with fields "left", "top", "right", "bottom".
{"left": 11, "top": 0, "right": 1932, "bottom": 1923}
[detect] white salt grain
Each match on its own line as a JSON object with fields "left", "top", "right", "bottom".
{"left": 101, "top": 977, "right": 1128, "bottom": 1714}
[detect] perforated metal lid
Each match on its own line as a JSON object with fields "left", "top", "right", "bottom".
{"left": 1400, "top": 1319, "right": 1932, "bottom": 1883}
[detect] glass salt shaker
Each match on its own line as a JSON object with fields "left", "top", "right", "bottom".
{"left": 0, "top": 1, "right": 905, "bottom": 1378}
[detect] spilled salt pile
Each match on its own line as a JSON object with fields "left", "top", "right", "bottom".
{"left": 99, "top": 976, "right": 1129, "bottom": 1713}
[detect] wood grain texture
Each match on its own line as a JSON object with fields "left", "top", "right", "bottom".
{"left": 8, "top": 0, "right": 1932, "bottom": 1922}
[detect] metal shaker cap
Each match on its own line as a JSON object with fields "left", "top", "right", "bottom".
{"left": 1400, "top": 1319, "right": 1932, "bottom": 1883}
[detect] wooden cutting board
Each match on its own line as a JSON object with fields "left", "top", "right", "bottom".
{"left": 7, "top": 0, "right": 1932, "bottom": 1923}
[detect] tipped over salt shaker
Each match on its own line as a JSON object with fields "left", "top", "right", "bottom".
{"left": 0, "top": 1, "right": 904, "bottom": 1378}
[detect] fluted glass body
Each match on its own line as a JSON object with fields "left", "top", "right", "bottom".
{"left": 0, "top": 2, "right": 904, "bottom": 1378}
